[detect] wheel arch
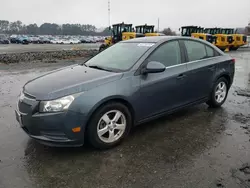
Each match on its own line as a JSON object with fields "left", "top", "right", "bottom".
{"left": 84, "top": 96, "right": 136, "bottom": 135}
{"left": 214, "top": 73, "right": 231, "bottom": 87}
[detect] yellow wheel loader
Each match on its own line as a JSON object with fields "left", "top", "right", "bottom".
{"left": 99, "top": 22, "right": 145, "bottom": 52}
{"left": 135, "top": 24, "right": 164, "bottom": 36}
{"left": 181, "top": 26, "right": 214, "bottom": 44}
{"left": 221, "top": 28, "right": 247, "bottom": 51}
{"left": 204, "top": 28, "right": 231, "bottom": 51}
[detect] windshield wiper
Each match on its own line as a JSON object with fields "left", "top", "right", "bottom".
{"left": 80, "top": 63, "right": 88, "bottom": 67}
{"left": 88, "top": 65, "right": 113, "bottom": 72}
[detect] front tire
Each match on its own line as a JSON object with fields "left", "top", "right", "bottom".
{"left": 206, "top": 77, "right": 229, "bottom": 108}
{"left": 87, "top": 102, "right": 132, "bottom": 149}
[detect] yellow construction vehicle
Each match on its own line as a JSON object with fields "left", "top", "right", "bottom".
{"left": 204, "top": 28, "right": 232, "bottom": 51}
{"left": 135, "top": 24, "right": 164, "bottom": 36}
{"left": 221, "top": 28, "right": 247, "bottom": 50}
{"left": 181, "top": 26, "right": 214, "bottom": 44}
{"left": 99, "top": 22, "right": 145, "bottom": 52}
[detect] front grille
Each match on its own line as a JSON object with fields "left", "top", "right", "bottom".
{"left": 213, "top": 36, "right": 217, "bottom": 44}
{"left": 221, "top": 37, "right": 225, "bottom": 42}
{"left": 17, "top": 91, "right": 39, "bottom": 114}
{"left": 18, "top": 101, "right": 31, "bottom": 114}
{"left": 236, "top": 36, "right": 241, "bottom": 41}
{"left": 227, "top": 36, "right": 233, "bottom": 44}
{"left": 243, "top": 36, "right": 247, "bottom": 42}
{"left": 207, "top": 35, "right": 213, "bottom": 43}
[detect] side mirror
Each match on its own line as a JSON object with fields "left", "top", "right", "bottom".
{"left": 141, "top": 61, "right": 166, "bottom": 74}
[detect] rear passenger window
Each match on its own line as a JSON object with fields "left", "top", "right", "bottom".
{"left": 205, "top": 45, "right": 215, "bottom": 58}
{"left": 184, "top": 40, "right": 207, "bottom": 61}
{"left": 147, "top": 41, "right": 181, "bottom": 67}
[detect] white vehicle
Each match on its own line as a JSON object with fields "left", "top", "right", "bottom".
{"left": 69, "top": 39, "right": 81, "bottom": 44}
{"left": 61, "top": 39, "right": 71, "bottom": 44}
{"left": 242, "top": 36, "right": 250, "bottom": 48}
{"left": 51, "top": 39, "right": 62, "bottom": 44}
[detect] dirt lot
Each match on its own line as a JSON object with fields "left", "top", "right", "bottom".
{"left": 0, "top": 43, "right": 99, "bottom": 54}
{"left": 0, "top": 50, "right": 250, "bottom": 188}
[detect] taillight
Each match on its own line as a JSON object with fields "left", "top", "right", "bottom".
{"left": 232, "top": 58, "right": 235, "bottom": 63}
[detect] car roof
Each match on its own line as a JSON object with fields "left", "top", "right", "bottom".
{"left": 121, "top": 36, "right": 223, "bottom": 54}
{"left": 122, "top": 36, "right": 180, "bottom": 43}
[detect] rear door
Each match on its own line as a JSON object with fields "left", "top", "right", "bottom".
{"left": 181, "top": 39, "right": 220, "bottom": 102}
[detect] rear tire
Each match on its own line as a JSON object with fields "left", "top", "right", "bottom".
{"left": 206, "top": 77, "right": 229, "bottom": 108}
{"left": 87, "top": 102, "right": 132, "bottom": 149}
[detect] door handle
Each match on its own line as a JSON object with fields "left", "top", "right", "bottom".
{"left": 177, "top": 74, "right": 186, "bottom": 79}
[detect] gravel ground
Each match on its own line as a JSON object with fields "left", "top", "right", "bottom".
{"left": 0, "top": 50, "right": 250, "bottom": 188}
{"left": 0, "top": 49, "right": 98, "bottom": 64}
{"left": 0, "top": 43, "right": 100, "bottom": 54}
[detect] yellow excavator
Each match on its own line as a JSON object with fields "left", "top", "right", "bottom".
{"left": 99, "top": 22, "right": 145, "bottom": 52}
{"left": 135, "top": 24, "right": 164, "bottom": 36}
{"left": 181, "top": 26, "right": 214, "bottom": 44}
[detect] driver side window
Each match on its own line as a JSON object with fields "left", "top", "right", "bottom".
{"left": 147, "top": 41, "right": 181, "bottom": 67}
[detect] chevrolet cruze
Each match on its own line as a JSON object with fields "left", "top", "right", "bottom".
{"left": 15, "top": 36, "right": 235, "bottom": 149}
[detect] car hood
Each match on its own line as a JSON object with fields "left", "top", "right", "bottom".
{"left": 24, "top": 65, "right": 123, "bottom": 100}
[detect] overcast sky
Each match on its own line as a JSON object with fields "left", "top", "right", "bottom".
{"left": 1, "top": 0, "right": 250, "bottom": 31}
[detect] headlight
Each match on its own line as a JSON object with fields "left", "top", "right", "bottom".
{"left": 39, "top": 95, "right": 75, "bottom": 112}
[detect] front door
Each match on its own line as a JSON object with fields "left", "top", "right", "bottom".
{"left": 135, "top": 40, "right": 189, "bottom": 120}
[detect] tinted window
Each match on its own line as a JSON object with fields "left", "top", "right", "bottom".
{"left": 205, "top": 45, "right": 215, "bottom": 58}
{"left": 85, "top": 43, "right": 154, "bottom": 71}
{"left": 184, "top": 40, "right": 207, "bottom": 61}
{"left": 147, "top": 41, "right": 181, "bottom": 67}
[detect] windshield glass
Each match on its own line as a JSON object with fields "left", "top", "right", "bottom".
{"left": 122, "top": 25, "right": 132, "bottom": 32}
{"left": 145, "top": 27, "right": 153, "bottom": 33}
{"left": 85, "top": 42, "right": 154, "bottom": 71}
{"left": 182, "top": 28, "right": 187, "bottom": 35}
{"left": 112, "top": 26, "right": 118, "bottom": 36}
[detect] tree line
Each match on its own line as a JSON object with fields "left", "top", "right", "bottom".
{"left": 0, "top": 20, "right": 110, "bottom": 36}
{"left": 0, "top": 20, "right": 179, "bottom": 36}
{"left": 1, "top": 20, "right": 249, "bottom": 37}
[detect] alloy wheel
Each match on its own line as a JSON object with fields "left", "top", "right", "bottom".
{"left": 215, "top": 81, "right": 227, "bottom": 103}
{"left": 97, "top": 110, "right": 126, "bottom": 143}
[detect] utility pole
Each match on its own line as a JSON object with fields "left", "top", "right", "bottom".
{"left": 157, "top": 18, "right": 160, "bottom": 32}
{"left": 108, "top": 0, "right": 111, "bottom": 27}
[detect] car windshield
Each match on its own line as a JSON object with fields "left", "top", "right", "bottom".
{"left": 85, "top": 42, "right": 154, "bottom": 71}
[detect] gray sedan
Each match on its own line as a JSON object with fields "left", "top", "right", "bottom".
{"left": 15, "top": 36, "right": 235, "bottom": 149}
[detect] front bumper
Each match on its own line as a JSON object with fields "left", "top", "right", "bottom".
{"left": 15, "top": 100, "right": 88, "bottom": 147}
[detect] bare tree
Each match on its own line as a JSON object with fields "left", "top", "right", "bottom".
{"left": 245, "top": 22, "right": 250, "bottom": 35}
{"left": 162, "top": 27, "right": 176, "bottom": 36}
